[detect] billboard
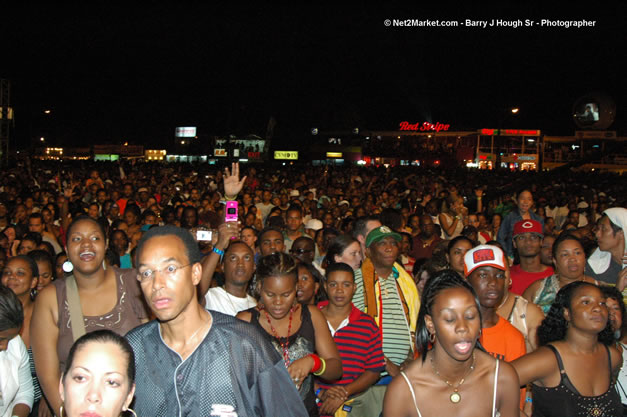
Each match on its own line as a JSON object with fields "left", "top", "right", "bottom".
{"left": 274, "top": 151, "right": 298, "bottom": 160}
{"left": 175, "top": 127, "right": 197, "bottom": 138}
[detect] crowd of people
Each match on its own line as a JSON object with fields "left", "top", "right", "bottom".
{"left": 0, "top": 158, "right": 626, "bottom": 417}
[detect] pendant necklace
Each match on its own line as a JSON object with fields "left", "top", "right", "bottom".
{"left": 430, "top": 352, "right": 476, "bottom": 403}
{"left": 263, "top": 306, "right": 295, "bottom": 368}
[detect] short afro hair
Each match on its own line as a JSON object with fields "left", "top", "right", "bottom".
{"left": 135, "top": 225, "right": 202, "bottom": 266}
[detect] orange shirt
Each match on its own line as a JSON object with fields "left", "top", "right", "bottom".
{"left": 480, "top": 316, "right": 527, "bottom": 408}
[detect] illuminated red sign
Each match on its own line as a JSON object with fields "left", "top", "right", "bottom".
{"left": 399, "top": 121, "right": 450, "bottom": 132}
{"left": 479, "top": 129, "right": 541, "bottom": 136}
{"left": 247, "top": 152, "right": 260, "bottom": 158}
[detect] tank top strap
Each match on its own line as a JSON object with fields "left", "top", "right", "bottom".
{"left": 400, "top": 371, "right": 423, "bottom": 417}
{"left": 545, "top": 344, "right": 566, "bottom": 374}
{"left": 492, "top": 359, "right": 499, "bottom": 417}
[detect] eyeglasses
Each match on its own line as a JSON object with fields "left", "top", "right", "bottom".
{"left": 137, "top": 263, "right": 192, "bottom": 282}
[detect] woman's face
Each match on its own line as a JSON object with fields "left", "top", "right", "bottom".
{"left": 3, "top": 227, "right": 16, "bottom": 242}
{"left": 36, "top": 260, "right": 54, "bottom": 292}
{"left": 416, "top": 270, "right": 430, "bottom": 295}
{"left": 553, "top": 239, "right": 585, "bottom": 280}
{"left": 1, "top": 257, "right": 37, "bottom": 298}
{"left": 88, "top": 205, "right": 100, "bottom": 220}
{"left": 606, "top": 297, "right": 622, "bottom": 333}
{"left": 296, "top": 266, "right": 318, "bottom": 305}
{"left": 334, "top": 242, "right": 362, "bottom": 271}
{"left": 60, "top": 341, "right": 135, "bottom": 417}
{"left": 492, "top": 215, "right": 502, "bottom": 229}
{"left": 517, "top": 191, "right": 533, "bottom": 213}
{"left": 565, "top": 285, "right": 608, "bottom": 334}
{"left": 448, "top": 240, "right": 473, "bottom": 275}
{"left": 260, "top": 275, "right": 297, "bottom": 320}
{"left": 66, "top": 220, "right": 106, "bottom": 275}
{"left": 425, "top": 287, "right": 480, "bottom": 361}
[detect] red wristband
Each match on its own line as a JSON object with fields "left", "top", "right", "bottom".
{"left": 309, "top": 353, "right": 322, "bottom": 373}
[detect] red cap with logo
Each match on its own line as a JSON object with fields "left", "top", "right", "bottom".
{"left": 513, "top": 219, "right": 543, "bottom": 237}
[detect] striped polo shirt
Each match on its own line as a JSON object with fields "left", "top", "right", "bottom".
{"left": 352, "top": 268, "right": 413, "bottom": 371}
{"left": 317, "top": 302, "right": 385, "bottom": 389}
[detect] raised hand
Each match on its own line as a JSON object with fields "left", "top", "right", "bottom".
{"left": 223, "top": 163, "right": 247, "bottom": 199}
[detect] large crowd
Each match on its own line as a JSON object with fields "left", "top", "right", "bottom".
{"left": 0, "top": 158, "right": 626, "bottom": 417}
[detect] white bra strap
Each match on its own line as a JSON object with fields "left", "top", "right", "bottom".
{"left": 400, "top": 371, "right": 423, "bottom": 417}
{"left": 492, "top": 359, "right": 500, "bottom": 417}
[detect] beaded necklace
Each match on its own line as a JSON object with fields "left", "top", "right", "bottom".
{"left": 262, "top": 306, "right": 295, "bottom": 368}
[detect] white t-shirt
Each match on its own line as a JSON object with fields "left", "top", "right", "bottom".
{"left": 0, "top": 336, "right": 33, "bottom": 417}
{"left": 204, "top": 287, "right": 257, "bottom": 316}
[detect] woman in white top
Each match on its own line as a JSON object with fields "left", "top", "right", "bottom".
{"left": 0, "top": 285, "right": 33, "bottom": 417}
{"left": 383, "top": 269, "right": 519, "bottom": 417}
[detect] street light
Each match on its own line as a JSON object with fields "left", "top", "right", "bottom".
{"left": 43, "top": 110, "right": 52, "bottom": 114}
{"left": 511, "top": 108, "right": 520, "bottom": 114}
{"left": 40, "top": 137, "right": 45, "bottom": 142}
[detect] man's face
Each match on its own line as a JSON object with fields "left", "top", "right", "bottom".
{"left": 286, "top": 210, "right": 303, "bottom": 232}
{"left": 467, "top": 266, "right": 506, "bottom": 310}
{"left": 18, "top": 239, "right": 37, "bottom": 255}
{"left": 190, "top": 189, "right": 200, "bottom": 202}
{"left": 262, "top": 191, "right": 272, "bottom": 203}
{"left": 419, "top": 217, "right": 435, "bottom": 238}
{"left": 291, "top": 239, "right": 315, "bottom": 264}
{"left": 569, "top": 212, "right": 579, "bottom": 226}
{"left": 513, "top": 233, "right": 542, "bottom": 258}
{"left": 595, "top": 216, "right": 623, "bottom": 252}
{"left": 223, "top": 243, "right": 255, "bottom": 286}
{"left": 123, "top": 185, "right": 133, "bottom": 198}
{"left": 136, "top": 235, "right": 201, "bottom": 322}
{"left": 367, "top": 237, "right": 399, "bottom": 269}
{"left": 241, "top": 229, "right": 257, "bottom": 249}
{"left": 96, "top": 190, "right": 108, "bottom": 204}
{"left": 28, "top": 217, "right": 44, "bottom": 234}
{"left": 182, "top": 209, "right": 198, "bottom": 229}
{"left": 260, "top": 230, "right": 285, "bottom": 256}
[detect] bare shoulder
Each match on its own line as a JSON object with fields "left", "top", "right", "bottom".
{"left": 33, "top": 283, "right": 58, "bottom": 316}
{"left": 522, "top": 280, "right": 542, "bottom": 302}
{"left": 383, "top": 370, "right": 414, "bottom": 417}
{"left": 307, "top": 304, "right": 326, "bottom": 323}
{"left": 496, "top": 360, "right": 519, "bottom": 388}
{"left": 525, "top": 299, "right": 545, "bottom": 321}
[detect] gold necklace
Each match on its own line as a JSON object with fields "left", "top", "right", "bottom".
{"left": 430, "top": 352, "right": 476, "bottom": 403}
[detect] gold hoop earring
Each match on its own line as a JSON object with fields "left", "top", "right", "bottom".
{"left": 127, "top": 408, "right": 138, "bottom": 417}
{"left": 59, "top": 405, "right": 64, "bottom": 417}
{"left": 429, "top": 332, "right": 435, "bottom": 343}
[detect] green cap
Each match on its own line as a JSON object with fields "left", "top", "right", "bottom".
{"left": 366, "top": 226, "right": 402, "bottom": 248}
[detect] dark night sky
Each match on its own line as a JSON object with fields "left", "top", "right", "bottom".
{"left": 3, "top": 5, "right": 626, "bottom": 149}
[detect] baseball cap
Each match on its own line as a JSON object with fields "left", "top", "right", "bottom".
{"left": 463, "top": 245, "right": 506, "bottom": 277}
{"left": 305, "top": 219, "right": 323, "bottom": 231}
{"left": 512, "top": 219, "right": 543, "bottom": 238}
{"left": 366, "top": 226, "right": 401, "bottom": 248}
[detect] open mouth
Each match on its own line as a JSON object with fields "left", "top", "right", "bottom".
{"left": 454, "top": 341, "right": 473, "bottom": 355}
{"left": 79, "top": 251, "right": 96, "bottom": 261}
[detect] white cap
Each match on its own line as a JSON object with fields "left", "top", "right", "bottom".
{"left": 305, "top": 219, "right": 323, "bottom": 231}
{"left": 463, "top": 245, "right": 506, "bottom": 277}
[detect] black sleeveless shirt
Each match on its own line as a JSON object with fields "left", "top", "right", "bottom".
{"left": 532, "top": 344, "right": 622, "bottom": 417}
{"left": 248, "top": 305, "right": 318, "bottom": 417}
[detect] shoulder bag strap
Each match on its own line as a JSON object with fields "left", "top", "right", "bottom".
{"left": 65, "top": 275, "right": 87, "bottom": 341}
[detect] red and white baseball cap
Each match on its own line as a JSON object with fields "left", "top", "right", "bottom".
{"left": 464, "top": 245, "right": 507, "bottom": 277}
{"left": 513, "top": 219, "right": 543, "bottom": 238}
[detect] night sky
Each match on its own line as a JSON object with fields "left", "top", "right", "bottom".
{"left": 3, "top": 5, "right": 625, "bottom": 149}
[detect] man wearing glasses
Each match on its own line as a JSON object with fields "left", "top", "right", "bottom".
{"left": 126, "top": 225, "right": 307, "bottom": 417}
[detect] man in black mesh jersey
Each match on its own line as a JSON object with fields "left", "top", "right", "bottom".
{"left": 126, "top": 225, "right": 307, "bottom": 417}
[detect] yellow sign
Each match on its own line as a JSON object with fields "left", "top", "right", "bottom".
{"left": 326, "top": 152, "right": 343, "bottom": 158}
{"left": 274, "top": 151, "right": 298, "bottom": 160}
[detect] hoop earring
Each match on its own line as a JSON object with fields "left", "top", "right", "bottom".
{"left": 429, "top": 332, "right": 435, "bottom": 343}
{"left": 62, "top": 260, "right": 74, "bottom": 273}
{"left": 59, "top": 405, "right": 64, "bottom": 417}
{"left": 103, "top": 260, "right": 107, "bottom": 270}
{"left": 127, "top": 408, "right": 138, "bottom": 417}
